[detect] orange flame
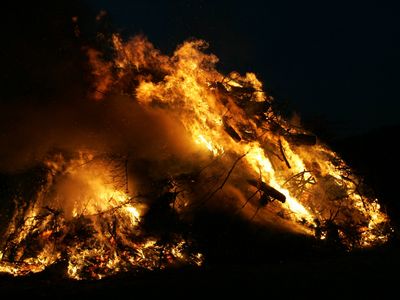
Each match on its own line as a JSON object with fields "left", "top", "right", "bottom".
{"left": 104, "top": 34, "right": 388, "bottom": 244}
{"left": 0, "top": 34, "right": 390, "bottom": 280}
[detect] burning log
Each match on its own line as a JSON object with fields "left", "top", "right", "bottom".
{"left": 278, "top": 139, "right": 291, "bottom": 169}
{"left": 223, "top": 117, "right": 241, "bottom": 142}
{"left": 247, "top": 179, "right": 286, "bottom": 203}
{"left": 0, "top": 34, "right": 391, "bottom": 280}
{"left": 237, "top": 124, "right": 257, "bottom": 141}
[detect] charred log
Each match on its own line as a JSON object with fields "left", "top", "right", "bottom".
{"left": 237, "top": 124, "right": 257, "bottom": 141}
{"left": 278, "top": 139, "right": 291, "bottom": 169}
{"left": 223, "top": 118, "right": 241, "bottom": 142}
{"left": 247, "top": 179, "right": 286, "bottom": 203}
{"left": 259, "top": 193, "right": 272, "bottom": 207}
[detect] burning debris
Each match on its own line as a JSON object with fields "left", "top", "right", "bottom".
{"left": 247, "top": 179, "right": 286, "bottom": 203}
{"left": 0, "top": 152, "right": 202, "bottom": 280}
{"left": 0, "top": 33, "right": 391, "bottom": 279}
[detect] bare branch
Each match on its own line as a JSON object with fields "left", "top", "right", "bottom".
{"left": 200, "top": 153, "right": 247, "bottom": 205}
{"left": 279, "top": 139, "right": 291, "bottom": 169}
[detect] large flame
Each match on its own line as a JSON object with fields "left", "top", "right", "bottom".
{"left": 0, "top": 34, "right": 390, "bottom": 279}
{"left": 107, "top": 34, "right": 389, "bottom": 243}
{"left": 0, "top": 152, "right": 202, "bottom": 279}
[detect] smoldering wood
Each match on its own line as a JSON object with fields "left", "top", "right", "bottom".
{"left": 247, "top": 179, "right": 286, "bottom": 203}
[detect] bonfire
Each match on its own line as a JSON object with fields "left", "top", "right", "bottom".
{"left": 0, "top": 34, "right": 390, "bottom": 280}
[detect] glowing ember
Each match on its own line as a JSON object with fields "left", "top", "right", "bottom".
{"left": 0, "top": 34, "right": 391, "bottom": 279}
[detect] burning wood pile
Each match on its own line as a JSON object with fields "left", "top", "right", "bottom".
{"left": 0, "top": 34, "right": 391, "bottom": 279}
{"left": 0, "top": 152, "right": 203, "bottom": 279}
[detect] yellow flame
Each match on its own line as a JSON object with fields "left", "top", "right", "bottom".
{"left": 0, "top": 151, "right": 202, "bottom": 279}
{"left": 0, "top": 34, "right": 390, "bottom": 279}
{"left": 107, "top": 34, "right": 388, "bottom": 246}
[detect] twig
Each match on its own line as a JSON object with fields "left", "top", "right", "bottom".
{"left": 197, "top": 153, "right": 225, "bottom": 176}
{"left": 250, "top": 206, "right": 261, "bottom": 221}
{"left": 200, "top": 153, "right": 247, "bottom": 205}
{"left": 282, "top": 170, "right": 311, "bottom": 186}
{"left": 279, "top": 139, "right": 291, "bottom": 169}
{"left": 95, "top": 89, "right": 107, "bottom": 95}
{"left": 341, "top": 175, "right": 368, "bottom": 211}
{"left": 240, "top": 190, "right": 260, "bottom": 209}
{"left": 89, "top": 195, "right": 144, "bottom": 218}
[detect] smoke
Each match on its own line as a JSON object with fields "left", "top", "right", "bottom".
{"left": 0, "top": 3, "right": 205, "bottom": 177}
{"left": 0, "top": 95, "right": 199, "bottom": 172}
{"left": 0, "top": 3, "right": 390, "bottom": 271}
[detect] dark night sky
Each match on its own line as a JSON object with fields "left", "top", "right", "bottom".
{"left": 85, "top": 0, "right": 400, "bottom": 137}
{"left": 1, "top": 1, "right": 399, "bottom": 139}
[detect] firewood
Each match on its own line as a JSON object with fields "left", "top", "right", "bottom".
{"left": 247, "top": 179, "right": 286, "bottom": 203}
{"left": 223, "top": 118, "right": 241, "bottom": 142}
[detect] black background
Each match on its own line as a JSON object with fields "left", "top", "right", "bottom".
{"left": 84, "top": 0, "right": 400, "bottom": 137}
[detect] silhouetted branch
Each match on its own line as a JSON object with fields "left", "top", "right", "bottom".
{"left": 279, "top": 139, "right": 291, "bottom": 169}
{"left": 201, "top": 153, "right": 247, "bottom": 205}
